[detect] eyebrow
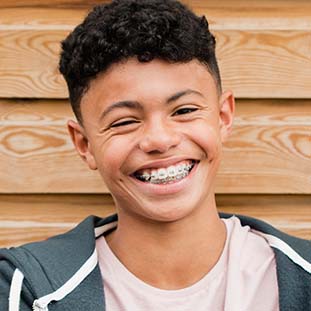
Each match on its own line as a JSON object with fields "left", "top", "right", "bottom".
{"left": 99, "top": 89, "right": 204, "bottom": 120}
{"left": 166, "top": 89, "right": 205, "bottom": 103}
{"left": 99, "top": 100, "right": 142, "bottom": 120}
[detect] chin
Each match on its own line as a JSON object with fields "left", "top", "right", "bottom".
{"left": 137, "top": 199, "right": 202, "bottom": 223}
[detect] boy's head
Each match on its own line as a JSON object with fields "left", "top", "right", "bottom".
{"left": 59, "top": 0, "right": 222, "bottom": 125}
{"left": 60, "top": 0, "right": 234, "bottom": 223}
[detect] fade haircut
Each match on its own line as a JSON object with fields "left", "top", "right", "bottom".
{"left": 59, "top": 0, "right": 222, "bottom": 124}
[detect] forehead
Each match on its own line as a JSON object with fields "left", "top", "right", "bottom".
{"left": 81, "top": 58, "right": 218, "bottom": 112}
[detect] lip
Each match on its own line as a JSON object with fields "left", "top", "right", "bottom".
{"left": 131, "top": 157, "right": 197, "bottom": 173}
{"left": 129, "top": 160, "right": 199, "bottom": 195}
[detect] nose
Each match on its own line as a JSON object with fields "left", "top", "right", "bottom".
{"left": 139, "top": 118, "right": 181, "bottom": 154}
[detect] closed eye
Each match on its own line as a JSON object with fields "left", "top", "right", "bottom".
{"left": 111, "top": 119, "right": 139, "bottom": 128}
{"left": 172, "top": 107, "right": 198, "bottom": 116}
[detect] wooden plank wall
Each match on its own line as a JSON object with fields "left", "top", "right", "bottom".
{"left": 0, "top": 0, "right": 310, "bottom": 247}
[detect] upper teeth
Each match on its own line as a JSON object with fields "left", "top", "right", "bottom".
{"left": 137, "top": 162, "right": 194, "bottom": 183}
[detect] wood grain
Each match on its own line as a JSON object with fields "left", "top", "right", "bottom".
{"left": 0, "top": 194, "right": 309, "bottom": 247}
{"left": 0, "top": 30, "right": 66, "bottom": 98}
{"left": 187, "top": 0, "right": 311, "bottom": 30}
{"left": 0, "top": 99, "right": 106, "bottom": 193}
{"left": 0, "top": 99, "right": 310, "bottom": 194}
{"left": 0, "top": 0, "right": 309, "bottom": 257}
{"left": 0, "top": 3, "right": 311, "bottom": 98}
{"left": 215, "top": 30, "right": 311, "bottom": 98}
{"left": 2, "top": 4, "right": 311, "bottom": 30}
{"left": 0, "top": 0, "right": 107, "bottom": 8}
{"left": 1, "top": 1, "right": 311, "bottom": 29}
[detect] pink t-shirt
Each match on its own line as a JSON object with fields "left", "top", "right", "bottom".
{"left": 96, "top": 216, "right": 279, "bottom": 311}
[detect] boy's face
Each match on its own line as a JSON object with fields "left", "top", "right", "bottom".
{"left": 68, "top": 58, "right": 234, "bottom": 223}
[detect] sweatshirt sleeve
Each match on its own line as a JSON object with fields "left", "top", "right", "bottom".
{"left": 0, "top": 259, "right": 34, "bottom": 311}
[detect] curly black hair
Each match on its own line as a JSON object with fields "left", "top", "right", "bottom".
{"left": 59, "top": 0, "right": 222, "bottom": 124}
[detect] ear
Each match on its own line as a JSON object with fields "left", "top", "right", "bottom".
{"left": 219, "top": 90, "right": 235, "bottom": 142}
{"left": 67, "top": 120, "right": 97, "bottom": 170}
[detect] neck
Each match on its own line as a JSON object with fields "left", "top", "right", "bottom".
{"left": 105, "top": 194, "right": 226, "bottom": 290}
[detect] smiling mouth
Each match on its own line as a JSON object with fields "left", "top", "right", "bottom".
{"left": 132, "top": 160, "right": 198, "bottom": 185}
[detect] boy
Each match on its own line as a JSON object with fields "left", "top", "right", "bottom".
{"left": 1, "top": 0, "right": 310, "bottom": 310}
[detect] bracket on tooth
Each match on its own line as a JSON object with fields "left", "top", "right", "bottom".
{"left": 158, "top": 168, "right": 168, "bottom": 180}
{"left": 141, "top": 173, "right": 151, "bottom": 181}
{"left": 147, "top": 165, "right": 192, "bottom": 184}
{"left": 137, "top": 162, "right": 195, "bottom": 183}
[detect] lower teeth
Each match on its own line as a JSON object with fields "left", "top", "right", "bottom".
{"left": 151, "top": 175, "right": 184, "bottom": 184}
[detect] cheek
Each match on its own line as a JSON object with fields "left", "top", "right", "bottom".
{"left": 94, "top": 137, "right": 134, "bottom": 180}
{"left": 187, "top": 121, "right": 222, "bottom": 159}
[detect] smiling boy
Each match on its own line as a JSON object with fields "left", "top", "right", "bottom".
{"left": 1, "top": 1, "right": 310, "bottom": 311}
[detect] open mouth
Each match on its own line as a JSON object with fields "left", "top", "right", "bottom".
{"left": 132, "top": 160, "right": 198, "bottom": 185}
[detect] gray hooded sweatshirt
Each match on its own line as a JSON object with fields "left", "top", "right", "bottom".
{"left": 0, "top": 213, "right": 310, "bottom": 311}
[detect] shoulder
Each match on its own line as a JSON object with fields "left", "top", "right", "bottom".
{"left": 224, "top": 216, "right": 276, "bottom": 271}
{"left": 221, "top": 212, "right": 311, "bottom": 307}
{"left": 0, "top": 214, "right": 116, "bottom": 310}
{"left": 0, "top": 252, "right": 34, "bottom": 310}
{"left": 221, "top": 212, "right": 311, "bottom": 259}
